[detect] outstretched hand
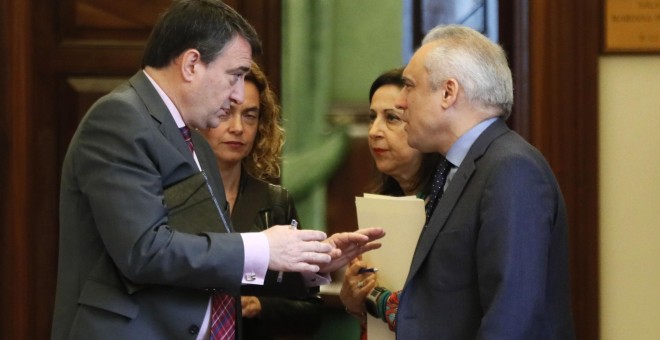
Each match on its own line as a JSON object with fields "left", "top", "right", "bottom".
{"left": 263, "top": 225, "right": 333, "bottom": 272}
{"left": 318, "top": 228, "right": 385, "bottom": 274}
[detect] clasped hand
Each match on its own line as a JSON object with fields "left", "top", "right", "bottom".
{"left": 340, "top": 258, "right": 377, "bottom": 314}
{"left": 263, "top": 226, "right": 385, "bottom": 274}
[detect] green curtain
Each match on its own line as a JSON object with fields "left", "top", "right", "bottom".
{"left": 281, "top": 0, "right": 349, "bottom": 231}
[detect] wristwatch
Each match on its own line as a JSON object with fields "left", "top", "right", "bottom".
{"left": 365, "top": 286, "right": 387, "bottom": 318}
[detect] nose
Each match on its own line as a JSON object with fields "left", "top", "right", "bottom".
{"left": 229, "top": 77, "right": 245, "bottom": 105}
{"left": 368, "top": 115, "right": 384, "bottom": 139}
{"left": 228, "top": 113, "right": 243, "bottom": 133}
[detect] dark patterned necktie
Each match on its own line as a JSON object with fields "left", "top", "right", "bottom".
{"left": 425, "top": 159, "right": 452, "bottom": 224}
{"left": 177, "top": 126, "right": 236, "bottom": 339}
{"left": 179, "top": 126, "right": 195, "bottom": 153}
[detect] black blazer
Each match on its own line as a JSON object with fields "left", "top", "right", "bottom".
{"left": 231, "top": 172, "right": 322, "bottom": 339}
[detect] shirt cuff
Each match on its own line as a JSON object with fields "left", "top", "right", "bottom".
{"left": 240, "top": 232, "right": 269, "bottom": 285}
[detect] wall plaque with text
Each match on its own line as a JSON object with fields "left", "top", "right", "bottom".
{"left": 605, "top": 0, "right": 660, "bottom": 52}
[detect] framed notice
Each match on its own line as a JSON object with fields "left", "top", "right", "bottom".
{"left": 604, "top": 0, "right": 660, "bottom": 52}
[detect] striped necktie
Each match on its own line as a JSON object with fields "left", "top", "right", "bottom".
{"left": 179, "top": 126, "right": 195, "bottom": 153}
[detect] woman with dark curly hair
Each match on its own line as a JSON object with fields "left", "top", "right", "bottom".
{"left": 201, "top": 61, "right": 322, "bottom": 340}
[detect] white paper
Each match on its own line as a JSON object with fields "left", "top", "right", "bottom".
{"left": 355, "top": 194, "right": 425, "bottom": 339}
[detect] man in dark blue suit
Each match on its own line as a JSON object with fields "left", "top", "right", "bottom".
{"left": 394, "top": 25, "right": 576, "bottom": 339}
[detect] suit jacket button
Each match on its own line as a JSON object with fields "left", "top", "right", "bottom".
{"left": 188, "top": 324, "right": 200, "bottom": 335}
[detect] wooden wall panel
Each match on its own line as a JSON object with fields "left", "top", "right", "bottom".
{"left": 529, "top": 1, "right": 601, "bottom": 338}
{"left": 225, "top": 0, "right": 283, "bottom": 96}
{"left": 1, "top": 0, "right": 33, "bottom": 338}
{"left": 498, "top": 1, "right": 531, "bottom": 140}
{"left": 73, "top": 0, "right": 170, "bottom": 30}
{"left": 326, "top": 137, "right": 373, "bottom": 233}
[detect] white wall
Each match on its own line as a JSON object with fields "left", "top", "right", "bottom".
{"left": 599, "top": 56, "right": 660, "bottom": 339}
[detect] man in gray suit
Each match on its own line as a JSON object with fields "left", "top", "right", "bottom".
{"left": 52, "top": 1, "right": 383, "bottom": 339}
{"left": 393, "top": 25, "right": 576, "bottom": 339}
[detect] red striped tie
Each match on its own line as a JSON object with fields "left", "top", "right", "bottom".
{"left": 179, "top": 126, "right": 195, "bottom": 153}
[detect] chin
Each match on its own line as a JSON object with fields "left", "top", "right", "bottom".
{"left": 206, "top": 119, "right": 220, "bottom": 129}
{"left": 375, "top": 163, "right": 392, "bottom": 174}
{"left": 218, "top": 156, "right": 243, "bottom": 165}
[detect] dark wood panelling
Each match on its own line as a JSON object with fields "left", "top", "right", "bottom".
{"left": 499, "top": 0, "right": 531, "bottom": 140}
{"left": 0, "top": 0, "right": 9, "bottom": 265}
{"left": 326, "top": 137, "right": 374, "bottom": 233}
{"left": 59, "top": 0, "right": 169, "bottom": 41}
{"left": 529, "top": 1, "right": 601, "bottom": 338}
{"left": 73, "top": 0, "right": 170, "bottom": 29}
{"left": 225, "top": 0, "right": 282, "bottom": 96}
{"left": 1, "top": 0, "right": 33, "bottom": 337}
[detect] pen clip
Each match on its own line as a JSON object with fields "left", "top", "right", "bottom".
{"left": 277, "top": 219, "right": 299, "bottom": 283}
{"left": 258, "top": 209, "right": 272, "bottom": 228}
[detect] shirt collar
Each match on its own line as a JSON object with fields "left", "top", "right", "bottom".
{"left": 445, "top": 117, "right": 497, "bottom": 167}
{"left": 143, "top": 70, "right": 186, "bottom": 129}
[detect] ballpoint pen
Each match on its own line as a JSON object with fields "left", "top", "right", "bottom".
{"left": 277, "top": 219, "right": 298, "bottom": 283}
{"left": 358, "top": 267, "right": 379, "bottom": 274}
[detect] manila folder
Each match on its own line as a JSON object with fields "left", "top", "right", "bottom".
{"left": 355, "top": 193, "right": 425, "bottom": 340}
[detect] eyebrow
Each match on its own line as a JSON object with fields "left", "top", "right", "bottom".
{"left": 229, "top": 65, "right": 251, "bottom": 74}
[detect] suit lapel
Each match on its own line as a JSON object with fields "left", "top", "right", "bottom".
{"left": 404, "top": 119, "right": 511, "bottom": 286}
{"left": 404, "top": 160, "right": 475, "bottom": 285}
{"left": 192, "top": 133, "right": 221, "bottom": 194}
{"left": 128, "top": 71, "right": 232, "bottom": 233}
{"left": 128, "top": 71, "right": 195, "bottom": 164}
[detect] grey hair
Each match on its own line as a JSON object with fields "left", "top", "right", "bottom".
{"left": 422, "top": 25, "right": 513, "bottom": 118}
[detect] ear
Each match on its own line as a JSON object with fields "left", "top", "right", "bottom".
{"left": 179, "top": 49, "right": 202, "bottom": 82}
{"left": 440, "top": 78, "right": 459, "bottom": 109}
